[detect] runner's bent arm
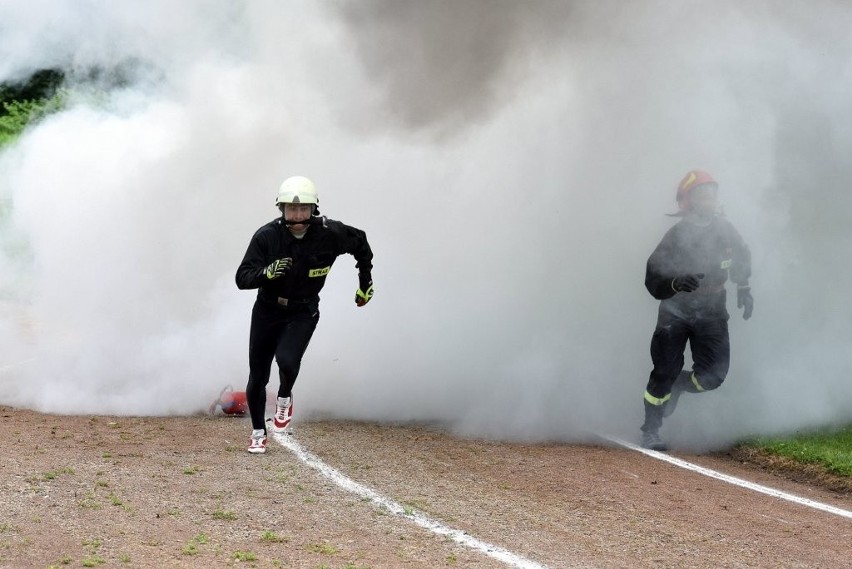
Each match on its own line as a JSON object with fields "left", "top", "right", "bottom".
{"left": 235, "top": 228, "right": 274, "bottom": 290}
{"left": 645, "top": 228, "right": 679, "bottom": 300}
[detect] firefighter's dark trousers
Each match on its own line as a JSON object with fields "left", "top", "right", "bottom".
{"left": 641, "top": 313, "right": 730, "bottom": 433}
{"left": 246, "top": 299, "right": 319, "bottom": 431}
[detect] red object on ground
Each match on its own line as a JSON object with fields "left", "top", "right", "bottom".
{"left": 209, "top": 385, "right": 248, "bottom": 415}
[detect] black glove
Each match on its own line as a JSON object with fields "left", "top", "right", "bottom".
{"left": 263, "top": 258, "right": 292, "bottom": 280}
{"left": 355, "top": 274, "right": 373, "bottom": 307}
{"left": 737, "top": 285, "right": 753, "bottom": 320}
{"left": 671, "top": 273, "right": 704, "bottom": 293}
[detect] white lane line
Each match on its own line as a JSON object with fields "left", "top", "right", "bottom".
{"left": 271, "top": 432, "right": 549, "bottom": 569}
{"left": 606, "top": 436, "right": 852, "bottom": 520}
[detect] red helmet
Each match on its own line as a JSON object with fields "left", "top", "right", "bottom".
{"left": 676, "top": 170, "right": 717, "bottom": 210}
{"left": 209, "top": 385, "right": 248, "bottom": 415}
{"left": 220, "top": 390, "right": 248, "bottom": 415}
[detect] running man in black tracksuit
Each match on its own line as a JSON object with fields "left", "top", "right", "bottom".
{"left": 640, "top": 170, "right": 752, "bottom": 451}
{"left": 236, "top": 176, "right": 374, "bottom": 454}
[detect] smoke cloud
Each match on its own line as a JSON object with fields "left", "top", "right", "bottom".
{"left": 1, "top": 1, "right": 851, "bottom": 449}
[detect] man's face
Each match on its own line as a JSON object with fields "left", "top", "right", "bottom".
{"left": 282, "top": 203, "right": 314, "bottom": 226}
{"left": 687, "top": 183, "right": 718, "bottom": 217}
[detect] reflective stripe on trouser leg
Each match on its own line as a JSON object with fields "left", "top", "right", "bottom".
{"left": 642, "top": 390, "right": 671, "bottom": 433}
{"left": 690, "top": 372, "right": 705, "bottom": 392}
{"left": 644, "top": 390, "right": 671, "bottom": 406}
{"left": 687, "top": 370, "right": 726, "bottom": 392}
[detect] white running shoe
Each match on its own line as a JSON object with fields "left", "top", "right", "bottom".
{"left": 272, "top": 396, "right": 293, "bottom": 433}
{"left": 247, "top": 429, "right": 267, "bottom": 454}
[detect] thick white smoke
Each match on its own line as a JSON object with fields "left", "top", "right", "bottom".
{"left": 1, "top": 1, "right": 851, "bottom": 449}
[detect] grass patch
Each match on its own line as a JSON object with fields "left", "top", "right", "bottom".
{"left": 401, "top": 499, "right": 429, "bottom": 515}
{"left": 181, "top": 533, "right": 208, "bottom": 555}
{"left": 182, "top": 543, "right": 199, "bottom": 556}
{"left": 78, "top": 494, "right": 102, "bottom": 510}
{"left": 107, "top": 493, "right": 130, "bottom": 511}
{"left": 306, "top": 542, "right": 339, "bottom": 555}
{"left": 82, "top": 538, "right": 102, "bottom": 551}
{"left": 42, "top": 467, "right": 75, "bottom": 481}
{"left": 260, "top": 530, "right": 287, "bottom": 543}
{"left": 212, "top": 509, "right": 237, "bottom": 521}
{"left": 744, "top": 424, "right": 852, "bottom": 477}
{"left": 730, "top": 423, "right": 852, "bottom": 493}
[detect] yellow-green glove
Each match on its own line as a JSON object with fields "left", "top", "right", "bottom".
{"left": 264, "top": 258, "right": 292, "bottom": 280}
{"left": 355, "top": 284, "right": 374, "bottom": 307}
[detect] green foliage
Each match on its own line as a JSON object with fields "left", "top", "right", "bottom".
{"left": 0, "top": 100, "right": 36, "bottom": 145}
{"left": 747, "top": 423, "right": 852, "bottom": 476}
{"left": 0, "top": 68, "right": 64, "bottom": 109}
{"left": 0, "top": 90, "right": 66, "bottom": 148}
{"left": 0, "top": 64, "right": 144, "bottom": 150}
{"left": 0, "top": 68, "right": 67, "bottom": 146}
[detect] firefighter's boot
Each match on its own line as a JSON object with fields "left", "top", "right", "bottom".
{"left": 640, "top": 399, "right": 667, "bottom": 451}
{"left": 640, "top": 430, "right": 667, "bottom": 451}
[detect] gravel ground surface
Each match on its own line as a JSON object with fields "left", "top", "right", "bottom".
{"left": 1, "top": 406, "right": 850, "bottom": 568}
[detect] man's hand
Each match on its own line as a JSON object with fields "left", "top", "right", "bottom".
{"left": 264, "top": 258, "right": 292, "bottom": 280}
{"left": 355, "top": 283, "right": 374, "bottom": 307}
{"left": 737, "top": 285, "right": 753, "bottom": 320}
{"left": 671, "top": 273, "right": 704, "bottom": 293}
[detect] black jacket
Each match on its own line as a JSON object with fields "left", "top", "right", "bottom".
{"left": 236, "top": 216, "right": 373, "bottom": 303}
{"left": 645, "top": 215, "right": 750, "bottom": 318}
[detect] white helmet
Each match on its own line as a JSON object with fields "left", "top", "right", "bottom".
{"left": 276, "top": 176, "right": 318, "bottom": 205}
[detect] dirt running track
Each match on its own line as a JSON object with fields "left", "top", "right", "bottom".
{"left": 1, "top": 406, "right": 850, "bottom": 568}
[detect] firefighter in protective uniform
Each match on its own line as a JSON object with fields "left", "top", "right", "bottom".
{"left": 236, "top": 176, "right": 374, "bottom": 454}
{"left": 640, "top": 170, "right": 752, "bottom": 451}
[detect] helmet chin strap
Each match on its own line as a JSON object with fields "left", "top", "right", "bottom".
{"left": 283, "top": 215, "right": 326, "bottom": 227}
{"left": 280, "top": 203, "right": 321, "bottom": 226}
